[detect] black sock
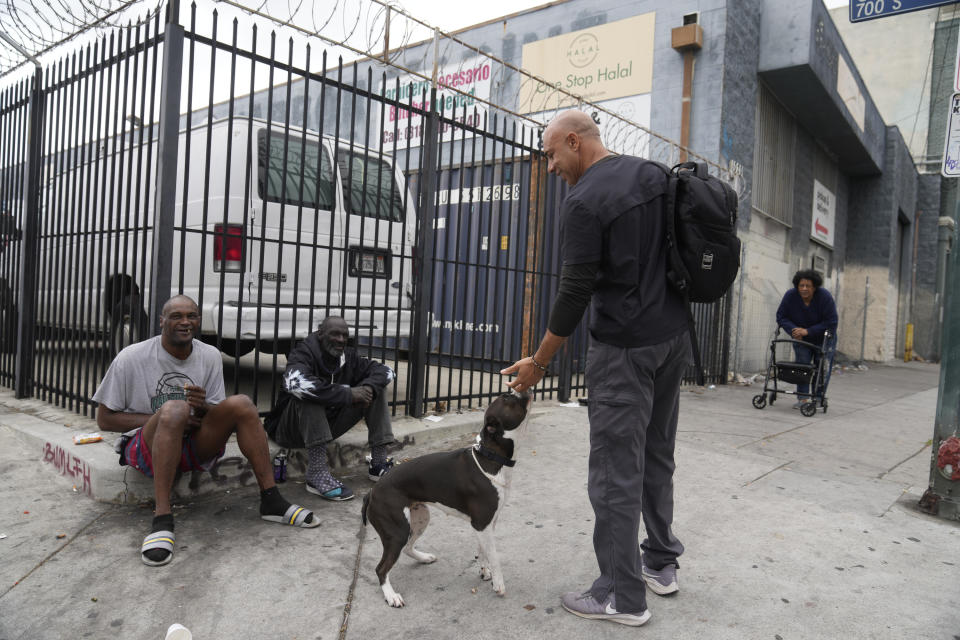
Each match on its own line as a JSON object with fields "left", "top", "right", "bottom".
{"left": 143, "top": 514, "right": 174, "bottom": 563}
{"left": 260, "top": 486, "right": 313, "bottom": 524}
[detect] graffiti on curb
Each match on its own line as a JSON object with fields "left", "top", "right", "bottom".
{"left": 188, "top": 456, "right": 255, "bottom": 491}
{"left": 43, "top": 442, "right": 92, "bottom": 495}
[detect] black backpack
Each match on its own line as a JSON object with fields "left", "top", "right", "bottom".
{"left": 655, "top": 161, "right": 741, "bottom": 384}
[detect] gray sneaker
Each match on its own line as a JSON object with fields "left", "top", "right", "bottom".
{"left": 560, "top": 590, "right": 651, "bottom": 627}
{"left": 641, "top": 560, "right": 679, "bottom": 595}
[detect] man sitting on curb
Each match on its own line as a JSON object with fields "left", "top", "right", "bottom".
{"left": 264, "top": 316, "right": 396, "bottom": 501}
{"left": 94, "top": 295, "right": 320, "bottom": 568}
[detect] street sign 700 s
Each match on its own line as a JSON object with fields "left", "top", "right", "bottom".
{"left": 850, "top": 0, "right": 958, "bottom": 22}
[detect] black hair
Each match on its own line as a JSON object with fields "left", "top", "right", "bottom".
{"left": 792, "top": 269, "right": 823, "bottom": 289}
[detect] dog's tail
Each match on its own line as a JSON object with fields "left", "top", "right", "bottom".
{"left": 361, "top": 490, "right": 371, "bottom": 527}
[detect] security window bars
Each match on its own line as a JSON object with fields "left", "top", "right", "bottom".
{"left": 752, "top": 85, "right": 796, "bottom": 226}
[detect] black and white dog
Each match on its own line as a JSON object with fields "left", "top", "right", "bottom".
{"left": 361, "top": 391, "right": 532, "bottom": 607}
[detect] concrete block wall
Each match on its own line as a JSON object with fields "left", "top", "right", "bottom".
{"left": 913, "top": 174, "right": 944, "bottom": 360}
{"left": 841, "top": 128, "right": 919, "bottom": 361}
{"left": 838, "top": 265, "right": 895, "bottom": 361}
{"left": 719, "top": 0, "right": 762, "bottom": 226}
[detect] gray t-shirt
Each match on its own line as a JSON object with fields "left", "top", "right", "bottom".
{"left": 93, "top": 336, "right": 226, "bottom": 415}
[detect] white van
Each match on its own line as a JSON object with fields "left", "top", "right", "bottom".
{"left": 38, "top": 116, "right": 415, "bottom": 356}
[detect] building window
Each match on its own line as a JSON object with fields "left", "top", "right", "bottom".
{"left": 752, "top": 85, "right": 796, "bottom": 226}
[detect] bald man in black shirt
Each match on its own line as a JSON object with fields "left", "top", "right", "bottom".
{"left": 502, "top": 110, "right": 690, "bottom": 627}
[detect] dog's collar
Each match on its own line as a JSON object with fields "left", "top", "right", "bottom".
{"left": 473, "top": 443, "right": 516, "bottom": 468}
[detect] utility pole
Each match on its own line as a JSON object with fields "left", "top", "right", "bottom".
{"left": 920, "top": 199, "right": 960, "bottom": 520}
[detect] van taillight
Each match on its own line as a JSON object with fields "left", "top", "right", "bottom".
{"left": 213, "top": 224, "right": 244, "bottom": 272}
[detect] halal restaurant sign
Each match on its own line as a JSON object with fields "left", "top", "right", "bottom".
{"left": 518, "top": 13, "right": 655, "bottom": 114}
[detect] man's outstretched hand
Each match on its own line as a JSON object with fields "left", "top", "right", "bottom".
{"left": 500, "top": 357, "right": 545, "bottom": 392}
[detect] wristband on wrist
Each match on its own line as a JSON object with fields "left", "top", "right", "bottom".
{"left": 530, "top": 356, "right": 548, "bottom": 373}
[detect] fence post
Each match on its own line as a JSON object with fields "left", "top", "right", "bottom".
{"left": 148, "top": 0, "right": 184, "bottom": 331}
{"left": 720, "top": 283, "right": 734, "bottom": 385}
{"left": 406, "top": 92, "right": 439, "bottom": 418}
{"left": 14, "top": 67, "right": 44, "bottom": 399}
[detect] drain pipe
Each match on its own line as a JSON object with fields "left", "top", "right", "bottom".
{"left": 672, "top": 14, "right": 703, "bottom": 162}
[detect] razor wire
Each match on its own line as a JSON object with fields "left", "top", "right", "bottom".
{"left": 0, "top": 0, "right": 165, "bottom": 76}
{"left": 0, "top": 0, "right": 747, "bottom": 196}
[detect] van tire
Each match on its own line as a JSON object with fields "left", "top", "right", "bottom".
{"left": 219, "top": 339, "right": 255, "bottom": 358}
{"left": 109, "top": 294, "right": 148, "bottom": 356}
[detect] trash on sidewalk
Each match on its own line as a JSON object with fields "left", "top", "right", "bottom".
{"left": 165, "top": 623, "right": 192, "bottom": 640}
{"left": 559, "top": 402, "right": 580, "bottom": 408}
{"left": 730, "top": 372, "right": 762, "bottom": 386}
{"left": 56, "top": 533, "right": 66, "bottom": 539}
{"left": 72, "top": 432, "right": 102, "bottom": 445}
{"left": 0, "top": 533, "right": 7, "bottom": 540}
{"left": 424, "top": 415, "right": 444, "bottom": 422}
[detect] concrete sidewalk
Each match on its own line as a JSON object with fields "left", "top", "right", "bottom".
{"left": 1, "top": 362, "right": 958, "bottom": 640}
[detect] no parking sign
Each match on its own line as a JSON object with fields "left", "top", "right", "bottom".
{"left": 942, "top": 93, "right": 960, "bottom": 178}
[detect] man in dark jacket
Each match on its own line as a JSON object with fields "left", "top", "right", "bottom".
{"left": 501, "top": 110, "right": 690, "bottom": 627}
{"left": 264, "top": 316, "right": 395, "bottom": 501}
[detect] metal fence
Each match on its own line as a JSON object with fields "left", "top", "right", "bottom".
{"left": 0, "top": 1, "right": 731, "bottom": 421}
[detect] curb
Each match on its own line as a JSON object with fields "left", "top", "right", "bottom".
{"left": 0, "top": 390, "right": 555, "bottom": 504}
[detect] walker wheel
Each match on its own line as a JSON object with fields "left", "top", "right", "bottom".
{"left": 752, "top": 394, "right": 767, "bottom": 409}
{"left": 769, "top": 392, "right": 777, "bottom": 405}
{"left": 800, "top": 402, "right": 817, "bottom": 417}
{"left": 822, "top": 399, "right": 828, "bottom": 414}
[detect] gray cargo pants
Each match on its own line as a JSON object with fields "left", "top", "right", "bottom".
{"left": 271, "top": 388, "right": 394, "bottom": 449}
{"left": 585, "top": 331, "right": 690, "bottom": 614}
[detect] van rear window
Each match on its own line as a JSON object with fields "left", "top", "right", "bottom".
{"left": 336, "top": 150, "right": 405, "bottom": 222}
{"left": 257, "top": 129, "right": 334, "bottom": 209}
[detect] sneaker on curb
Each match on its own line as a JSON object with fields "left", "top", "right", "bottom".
{"left": 367, "top": 457, "right": 395, "bottom": 482}
{"left": 641, "top": 560, "right": 679, "bottom": 595}
{"left": 560, "top": 591, "right": 651, "bottom": 627}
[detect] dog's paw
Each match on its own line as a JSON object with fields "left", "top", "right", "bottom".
{"left": 408, "top": 549, "right": 436, "bottom": 564}
{"left": 381, "top": 582, "right": 405, "bottom": 607}
{"left": 384, "top": 592, "right": 405, "bottom": 607}
{"left": 492, "top": 576, "right": 506, "bottom": 596}
{"left": 479, "top": 565, "right": 492, "bottom": 581}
